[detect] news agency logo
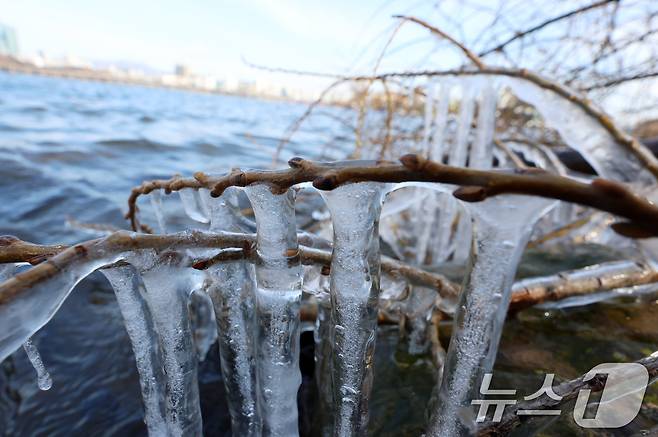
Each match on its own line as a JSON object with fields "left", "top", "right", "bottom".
{"left": 472, "top": 362, "right": 650, "bottom": 428}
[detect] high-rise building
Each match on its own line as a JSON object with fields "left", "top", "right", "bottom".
{"left": 0, "top": 23, "right": 18, "bottom": 57}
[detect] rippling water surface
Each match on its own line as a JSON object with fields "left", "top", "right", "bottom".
{"left": 0, "top": 72, "right": 656, "bottom": 436}
{"left": 0, "top": 71, "right": 352, "bottom": 436}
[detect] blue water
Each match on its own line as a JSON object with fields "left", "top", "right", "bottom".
{"left": 0, "top": 71, "right": 352, "bottom": 436}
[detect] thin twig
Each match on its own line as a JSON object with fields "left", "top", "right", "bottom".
{"left": 394, "top": 15, "right": 486, "bottom": 69}
{"left": 478, "top": 0, "right": 618, "bottom": 57}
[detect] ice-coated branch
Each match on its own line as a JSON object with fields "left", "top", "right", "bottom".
{"left": 477, "top": 352, "right": 658, "bottom": 436}
{"left": 127, "top": 155, "right": 658, "bottom": 238}
{"left": 0, "top": 232, "right": 458, "bottom": 305}
{"left": 2, "top": 234, "right": 657, "bottom": 315}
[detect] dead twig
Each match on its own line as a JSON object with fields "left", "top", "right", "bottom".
{"left": 394, "top": 15, "right": 486, "bottom": 69}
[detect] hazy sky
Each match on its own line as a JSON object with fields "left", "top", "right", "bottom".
{"left": 0, "top": 0, "right": 456, "bottom": 91}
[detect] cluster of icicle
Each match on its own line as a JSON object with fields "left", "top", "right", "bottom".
{"left": 0, "top": 74, "right": 656, "bottom": 437}
{"left": 379, "top": 76, "right": 653, "bottom": 266}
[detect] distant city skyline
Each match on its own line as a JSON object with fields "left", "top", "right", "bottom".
{"left": 0, "top": 0, "right": 464, "bottom": 98}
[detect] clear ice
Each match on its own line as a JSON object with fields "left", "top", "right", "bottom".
{"left": 321, "top": 182, "right": 388, "bottom": 436}
{"left": 102, "top": 265, "right": 169, "bottom": 436}
{"left": 244, "top": 183, "right": 302, "bottom": 437}
{"left": 429, "top": 195, "right": 556, "bottom": 436}
{"left": 23, "top": 338, "right": 52, "bottom": 391}
{"left": 205, "top": 187, "right": 261, "bottom": 436}
{"left": 179, "top": 189, "right": 210, "bottom": 224}
{"left": 127, "top": 250, "right": 203, "bottom": 437}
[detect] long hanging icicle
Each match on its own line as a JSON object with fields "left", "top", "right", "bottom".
{"left": 23, "top": 338, "right": 52, "bottom": 391}
{"left": 321, "top": 182, "right": 388, "bottom": 437}
{"left": 204, "top": 187, "right": 261, "bottom": 436}
{"left": 429, "top": 195, "right": 556, "bottom": 436}
{"left": 129, "top": 251, "right": 203, "bottom": 437}
{"left": 244, "top": 184, "right": 302, "bottom": 437}
{"left": 102, "top": 265, "right": 169, "bottom": 436}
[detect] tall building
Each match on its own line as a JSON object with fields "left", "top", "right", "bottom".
{"left": 0, "top": 23, "right": 18, "bottom": 57}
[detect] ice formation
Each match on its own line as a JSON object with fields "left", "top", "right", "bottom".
{"left": 321, "top": 182, "right": 388, "bottom": 436}
{"left": 179, "top": 189, "right": 210, "bottom": 224}
{"left": 150, "top": 189, "right": 167, "bottom": 234}
{"left": 0, "top": 247, "right": 126, "bottom": 363}
{"left": 23, "top": 338, "right": 52, "bottom": 391}
{"left": 205, "top": 187, "right": 261, "bottom": 436}
{"left": 102, "top": 265, "right": 170, "bottom": 436}
{"left": 244, "top": 183, "right": 303, "bottom": 437}
{"left": 429, "top": 195, "right": 556, "bottom": 436}
{"left": 127, "top": 250, "right": 203, "bottom": 437}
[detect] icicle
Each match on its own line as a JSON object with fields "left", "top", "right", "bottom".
{"left": 450, "top": 83, "right": 476, "bottom": 168}
{"left": 312, "top": 275, "right": 334, "bottom": 437}
{"left": 321, "top": 182, "right": 388, "bottom": 436}
{"left": 129, "top": 251, "right": 203, "bottom": 437}
{"left": 0, "top": 245, "right": 125, "bottom": 363}
{"left": 150, "top": 190, "right": 168, "bottom": 234}
{"left": 102, "top": 265, "right": 169, "bottom": 436}
{"left": 244, "top": 184, "right": 302, "bottom": 437}
{"left": 503, "top": 77, "right": 653, "bottom": 184}
{"left": 189, "top": 288, "right": 217, "bottom": 361}
{"left": 429, "top": 195, "right": 556, "bottom": 436}
{"left": 207, "top": 261, "right": 260, "bottom": 435}
{"left": 179, "top": 189, "right": 210, "bottom": 224}
{"left": 421, "top": 83, "right": 435, "bottom": 154}
{"left": 470, "top": 83, "right": 497, "bottom": 169}
{"left": 22, "top": 338, "right": 52, "bottom": 390}
{"left": 429, "top": 81, "right": 451, "bottom": 162}
{"left": 198, "top": 188, "right": 212, "bottom": 219}
{"left": 204, "top": 187, "right": 261, "bottom": 435}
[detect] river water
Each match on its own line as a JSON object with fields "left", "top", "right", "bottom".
{"left": 0, "top": 71, "right": 656, "bottom": 436}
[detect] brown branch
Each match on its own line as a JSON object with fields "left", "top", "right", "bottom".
{"left": 394, "top": 15, "right": 486, "bottom": 69}
{"left": 581, "top": 70, "right": 658, "bottom": 91}
{"left": 477, "top": 352, "right": 658, "bottom": 436}
{"left": 509, "top": 260, "right": 658, "bottom": 311}
{"left": 493, "top": 138, "right": 528, "bottom": 169}
{"left": 478, "top": 0, "right": 618, "bottom": 57}
{"left": 0, "top": 232, "right": 459, "bottom": 306}
{"left": 2, "top": 235, "right": 656, "bottom": 314}
{"left": 366, "top": 68, "right": 658, "bottom": 180}
{"left": 127, "top": 155, "right": 658, "bottom": 239}
{"left": 232, "top": 61, "right": 658, "bottom": 179}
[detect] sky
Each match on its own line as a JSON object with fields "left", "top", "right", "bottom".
{"left": 0, "top": 0, "right": 456, "bottom": 93}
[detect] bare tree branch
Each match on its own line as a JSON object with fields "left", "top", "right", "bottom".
{"left": 478, "top": 0, "right": 618, "bottom": 57}
{"left": 394, "top": 15, "right": 486, "bottom": 69}
{"left": 126, "top": 155, "right": 658, "bottom": 238}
